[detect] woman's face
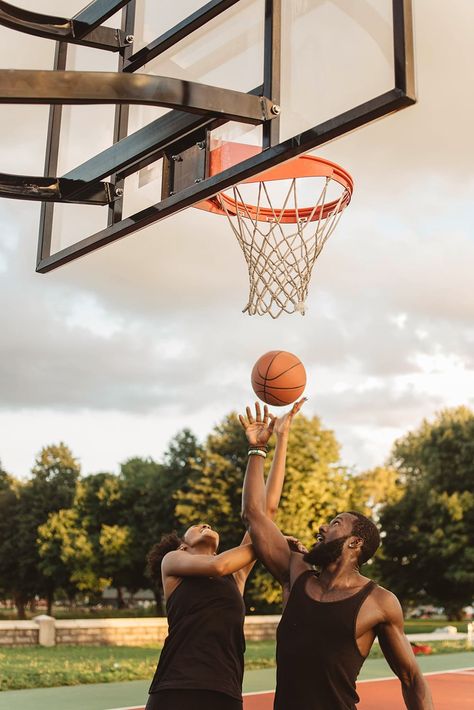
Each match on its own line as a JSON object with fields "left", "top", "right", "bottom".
{"left": 183, "top": 523, "right": 220, "bottom": 551}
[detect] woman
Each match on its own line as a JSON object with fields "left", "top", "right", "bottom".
{"left": 145, "top": 400, "right": 304, "bottom": 710}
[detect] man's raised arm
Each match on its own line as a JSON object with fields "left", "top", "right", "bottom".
{"left": 240, "top": 402, "right": 303, "bottom": 585}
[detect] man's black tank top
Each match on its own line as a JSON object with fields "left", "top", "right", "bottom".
{"left": 275, "top": 570, "right": 376, "bottom": 710}
{"left": 149, "top": 575, "right": 246, "bottom": 700}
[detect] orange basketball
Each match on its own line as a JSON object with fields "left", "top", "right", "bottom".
{"left": 251, "top": 351, "right": 307, "bottom": 406}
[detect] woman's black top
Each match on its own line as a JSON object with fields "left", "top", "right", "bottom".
{"left": 275, "top": 569, "right": 376, "bottom": 709}
{"left": 149, "top": 575, "right": 246, "bottom": 701}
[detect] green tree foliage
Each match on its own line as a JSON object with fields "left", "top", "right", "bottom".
{"left": 348, "top": 466, "right": 404, "bottom": 518}
{"left": 100, "top": 457, "right": 170, "bottom": 605}
{"left": 160, "top": 430, "right": 203, "bottom": 531}
{"left": 99, "top": 524, "right": 134, "bottom": 605}
{"left": 0, "top": 464, "right": 20, "bottom": 603}
{"left": 38, "top": 506, "right": 110, "bottom": 598}
{"left": 31, "top": 444, "right": 80, "bottom": 506}
{"left": 79, "top": 471, "right": 140, "bottom": 602}
{"left": 175, "top": 416, "right": 247, "bottom": 552}
{"left": 37, "top": 508, "right": 81, "bottom": 603}
{"left": 377, "top": 407, "right": 474, "bottom": 618}
{"left": 271, "top": 414, "right": 349, "bottom": 541}
{"left": 39, "top": 466, "right": 156, "bottom": 606}
{"left": 118, "top": 457, "right": 166, "bottom": 593}
{"left": 6, "top": 444, "right": 80, "bottom": 617}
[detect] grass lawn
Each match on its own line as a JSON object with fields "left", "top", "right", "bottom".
{"left": 0, "top": 646, "right": 159, "bottom": 691}
{"left": 1, "top": 639, "right": 472, "bottom": 691}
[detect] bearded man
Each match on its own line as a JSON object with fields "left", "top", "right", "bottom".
{"left": 239, "top": 403, "right": 433, "bottom": 710}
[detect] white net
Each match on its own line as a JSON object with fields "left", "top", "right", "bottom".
{"left": 215, "top": 176, "right": 350, "bottom": 318}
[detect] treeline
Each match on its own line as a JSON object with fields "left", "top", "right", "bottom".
{"left": 1, "top": 407, "right": 473, "bottom": 619}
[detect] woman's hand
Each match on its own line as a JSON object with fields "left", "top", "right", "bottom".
{"left": 273, "top": 397, "right": 307, "bottom": 438}
{"left": 285, "top": 535, "right": 309, "bottom": 554}
{"left": 239, "top": 402, "right": 275, "bottom": 447}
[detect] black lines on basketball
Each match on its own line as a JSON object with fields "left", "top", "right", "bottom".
{"left": 263, "top": 350, "right": 281, "bottom": 404}
{"left": 265, "top": 361, "right": 302, "bottom": 381}
{"left": 251, "top": 351, "right": 306, "bottom": 407}
{"left": 265, "top": 384, "right": 306, "bottom": 391}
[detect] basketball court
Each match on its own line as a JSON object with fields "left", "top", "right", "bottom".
{"left": 0, "top": 655, "right": 472, "bottom": 710}
{"left": 243, "top": 669, "right": 474, "bottom": 710}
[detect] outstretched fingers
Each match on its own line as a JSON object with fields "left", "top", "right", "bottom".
{"left": 239, "top": 402, "right": 275, "bottom": 435}
{"left": 290, "top": 397, "right": 307, "bottom": 417}
{"left": 268, "top": 412, "right": 276, "bottom": 434}
{"left": 238, "top": 414, "right": 248, "bottom": 430}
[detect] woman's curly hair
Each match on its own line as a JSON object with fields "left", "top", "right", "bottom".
{"left": 147, "top": 532, "right": 183, "bottom": 587}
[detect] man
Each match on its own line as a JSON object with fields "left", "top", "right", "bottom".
{"left": 239, "top": 403, "right": 433, "bottom": 710}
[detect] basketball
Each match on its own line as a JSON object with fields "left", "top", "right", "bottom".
{"left": 251, "top": 351, "right": 307, "bottom": 406}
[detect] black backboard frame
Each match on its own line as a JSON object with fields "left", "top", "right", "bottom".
{"left": 0, "top": 0, "right": 415, "bottom": 273}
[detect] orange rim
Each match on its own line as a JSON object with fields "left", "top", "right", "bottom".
{"left": 196, "top": 142, "right": 354, "bottom": 223}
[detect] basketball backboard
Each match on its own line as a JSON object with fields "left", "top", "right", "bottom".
{"left": 0, "top": 0, "right": 415, "bottom": 273}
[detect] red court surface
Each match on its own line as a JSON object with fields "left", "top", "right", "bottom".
{"left": 242, "top": 669, "right": 474, "bottom": 709}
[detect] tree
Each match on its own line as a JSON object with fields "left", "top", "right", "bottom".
{"left": 270, "top": 414, "right": 349, "bottom": 542}
{"left": 10, "top": 443, "right": 81, "bottom": 616}
{"left": 391, "top": 406, "right": 474, "bottom": 494}
{"left": 160, "top": 430, "right": 204, "bottom": 533}
{"left": 348, "top": 466, "right": 404, "bottom": 518}
{"left": 175, "top": 416, "right": 248, "bottom": 553}
{"left": 377, "top": 407, "right": 474, "bottom": 617}
{"left": 118, "top": 457, "right": 168, "bottom": 606}
{"left": 39, "top": 458, "right": 170, "bottom": 612}
{"left": 39, "top": 473, "right": 138, "bottom": 607}
{"left": 38, "top": 505, "right": 110, "bottom": 601}
{"left": 0, "top": 465, "right": 20, "bottom": 606}
{"left": 99, "top": 524, "right": 134, "bottom": 606}
{"left": 75, "top": 469, "right": 151, "bottom": 605}
{"left": 31, "top": 444, "right": 81, "bottom": 507}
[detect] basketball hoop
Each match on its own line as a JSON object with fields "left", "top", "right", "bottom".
{"left": 197, "top": 143, "right": 353, "bottom": 319}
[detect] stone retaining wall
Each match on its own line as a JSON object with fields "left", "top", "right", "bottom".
{"left": 0, "top": 620, "right": 39, "bottom": 646}
{"left": 1, "top": 616, "right": 467, "bottom": 648}
{"left": 55, "top": 618, "right": 169, "bottom": 646}
{"left": 0, "top": 615, "right": 281, "bottom": 647}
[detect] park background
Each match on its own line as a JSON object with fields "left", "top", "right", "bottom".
{"left": 1, "top": 406, "right": 474, "bottom": 620}
{"left": 1, "top": 404, "right": 474, "bottom": 691}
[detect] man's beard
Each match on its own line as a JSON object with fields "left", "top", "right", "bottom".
{"left": 303, "top": 535, "right": 349, "bottom": 567}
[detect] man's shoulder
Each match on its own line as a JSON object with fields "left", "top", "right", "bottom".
{"left": 371, "top": 582, "right": 399, "bottom": 602}
{"left": 369, "top": 582, "right": 403, "bottom": 620}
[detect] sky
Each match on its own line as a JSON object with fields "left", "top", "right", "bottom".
{"left": 0, "top": 0, "right": 473, "bottom": 479}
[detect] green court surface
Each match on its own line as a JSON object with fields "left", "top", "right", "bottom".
{"left": 0, "top": 652, "right": 472, "bottom": 710}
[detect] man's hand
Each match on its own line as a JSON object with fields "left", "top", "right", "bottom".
{"left": 273, "top": 398, "right": 307, "bottom": 438}
{"left": 239, "top": 402, "right": 275, "bottom": 447}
